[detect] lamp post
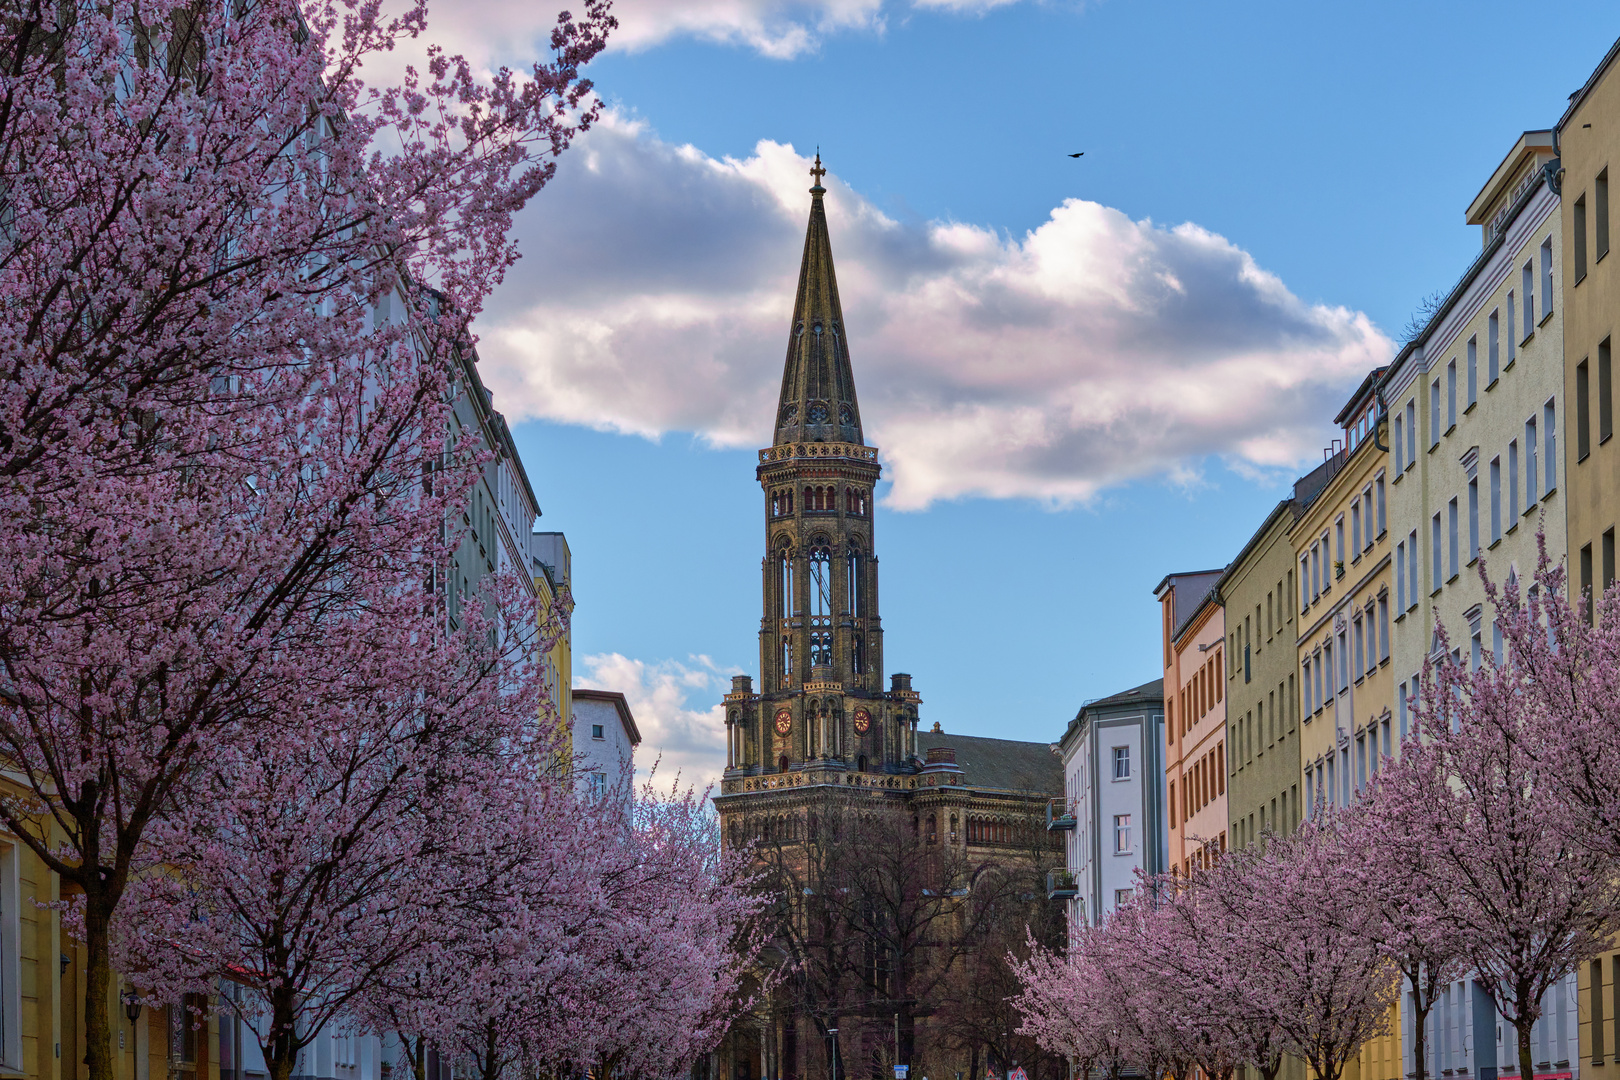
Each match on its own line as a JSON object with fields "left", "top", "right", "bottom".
{"left": 827, "top": 1028, "right": 838, "bottom": 1080}
{"left": 122, "top": 990, "right": 141, "bottom": 1025}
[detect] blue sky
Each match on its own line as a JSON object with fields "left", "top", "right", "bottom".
{"left": 446, "top": 0, "right": 1620, "bottom": 782}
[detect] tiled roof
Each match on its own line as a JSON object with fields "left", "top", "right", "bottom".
{"left": 914, "top": 730, "right": 1061, "bottom": 797}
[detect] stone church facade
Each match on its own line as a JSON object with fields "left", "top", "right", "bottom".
{"left": 712, "top": 160, "right": 1064, "bottom": 1080}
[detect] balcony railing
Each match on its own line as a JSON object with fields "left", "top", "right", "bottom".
{"left": 1046, "top": 870, "right": 1079, "bottom": 900}
{"left": 1046, "top": 798, "right": 1076, "bottom": 831}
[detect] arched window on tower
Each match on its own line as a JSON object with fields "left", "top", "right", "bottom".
{"left": 852, "top": 633, "right": 864, "bottom": 675}
{"left": 845, "top": 545, "right": 861, "bottom": 615}
{"left": 810, "top": 547, "right": 832, "bottom": 621}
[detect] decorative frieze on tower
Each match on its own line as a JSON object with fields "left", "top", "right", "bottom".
{"left": 720, "top": 157, "right": 923, "bottom": 784}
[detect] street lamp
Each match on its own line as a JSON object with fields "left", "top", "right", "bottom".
{"left": 122, "top": 989, "right": 141, "bottom": 1025}
{"left": 827, "top": 1028, "right": 838, "bottom": 1080}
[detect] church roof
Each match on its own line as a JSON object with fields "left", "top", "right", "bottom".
{"left": 915, "top": 730, "right": 1062, "bottom": 797}
{"left": 774, "top": 156, "right": 864, "bottom": 447}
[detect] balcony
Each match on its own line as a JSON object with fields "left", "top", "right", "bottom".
{"left": 1046, "top": 798, "right": 1077, "bottom": 831}
{"left": 1046, "top": 870, "right": 1079, "bottom": 900}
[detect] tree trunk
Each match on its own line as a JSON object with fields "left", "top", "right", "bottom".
{"left": 1516, "top": 1020, "right": 1535, "bottom": 1080}
{"left": 262, "top": 985, "right": 300, "bottom": 1080}
{"left": 1410, "top": 997, "right": 1432, "bottom": 1080}
{"left": 83, "top": 892, "right": 116, "bottom": 1080}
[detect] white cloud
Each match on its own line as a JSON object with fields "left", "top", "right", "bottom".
{"left": 575, "top": 652, "right": 733, "bottom": 791}
{"left": 478, "top": 112, "right": 1395, "bottom": 509}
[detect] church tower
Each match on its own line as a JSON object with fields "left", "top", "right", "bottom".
{"left": 721, "top": 157, "right": 923, "bottom": 781}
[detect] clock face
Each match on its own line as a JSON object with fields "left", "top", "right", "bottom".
{"left": 853, "top": 708, "right": 872, "bottom": 734}
{"left": 774, "top": 709, "right": 793, "bottom": 736}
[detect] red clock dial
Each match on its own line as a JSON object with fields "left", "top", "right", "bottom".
{"left": 774, "top": 709, "right": 793, "bottom": 736}
{"left": 853, "top": 708, "right": 872, "bottom": 734}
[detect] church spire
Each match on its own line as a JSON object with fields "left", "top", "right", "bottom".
{"left": 775, "top": 154, "right": 864, "bottom": 447}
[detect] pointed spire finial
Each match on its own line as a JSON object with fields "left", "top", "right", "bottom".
{"left": 809, "top": 152, "right": 827, "bottom": 196}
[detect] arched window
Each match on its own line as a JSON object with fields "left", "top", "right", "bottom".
{"left": 845, "top": 545, "right": 861, "bottom": 615}
{"left": 811, "top": 631, "right": 831, "bottom": 668}
{"left": 927, "top": 814, "right": 937, "bottom": 844}
{"left": 777, "top": 548, "right": 795, "bottom": 617}
{"left": 809, "top": 547, "right": 832, "bottom": 620}
{"left": 851, "top": 633, "right": 864, "bottom": 675}
{"left": 779, "top": 753, "right": 789, "bottom": 774}
{"left": 780, "top": 636, "right": 793, "bottom": 686}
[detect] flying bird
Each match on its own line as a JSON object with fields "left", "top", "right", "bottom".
{"left": 1068, "top": 152, "right": 1084, "bottom": 157}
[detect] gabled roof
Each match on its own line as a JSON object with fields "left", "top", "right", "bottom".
{"left": 774, "top": 157, "right": 865, "bottom": 448}
{"left": 573, "top": 688, "right": 641, "bottom": 745}
{"left": 914, "top": 730, "right": 1062, "bottom": 797}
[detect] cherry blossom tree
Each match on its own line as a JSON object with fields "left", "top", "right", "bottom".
{"left": 1335, "top": 801, "right": 1466, "bottom": 1080}
{"left": 1362, "top": 545, "right": 1620, "bottom": 1080}
{"left": 0, "top": 0, "right": 610, "bottom": 1077}
{"left": 1193, "top": 827, "right": 1394, "bottom": 1080}
{"left": 111, "top": 582, "right": 579, "bottom": 1080}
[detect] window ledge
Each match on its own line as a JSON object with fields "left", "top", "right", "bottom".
{"left": 1524, "top": 504, "right": 1539, "bottom": 518}
{"left": 1523, "top": 330, "right": 1536, "bottom": 347}
{"left": 1465, "top": 401, "right": 1478, "bottom": 415}
{"left": 1395, "top": 611, "right": 1406, "bottom": 623}
{"left": 1379, "top": 655, "right": 1392, "bottom": 668}
{"left": 1431, "top": 587, "right": 1444, "bottom": 597}
{"left": 1545, "top": 486, "right": 1558, "bottom": 499}
{"left": 1393, "top": 471, "right": 1403, "bottom": 484}
{"left": 1600, "top": 247, "right": 1611, "bottom": 265}
{"left": 1603, "top": 432, "right": 1614, "bottom": 446}
{"left": 1429, "top": 442, "right": 1440, "bottom": 454}
{"left": 1448, "top": 573, "right": 1461, "bottom": 583}
{"left": 1446, "top": 423, "right": 1458, "bottom": 436}
{"left": 1468, "top": 556, "right": 1479, "bottom": 568}
{"left": 1541, "top": 311, "right": 1555, "bottom": 328}
{"left": 1577, "top": 271, "right": 1588, "bottom": 287}
{"left": 1505, "top": 357, "right": 1517, "bottom": 372}
{"left": 1489, "top": 537, "right": 1503, "bottom": 550}
{"left": 1581, "top": 451, "right": 1592, "bottom": 463}
{"left": 1486, "top": 377, "right": 1500, "bottom": 391}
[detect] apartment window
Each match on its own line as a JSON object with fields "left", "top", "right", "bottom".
{"left": 1396, "top": 541, "right": 1407, "bottom": 611}
{"left": 1402, "top": 530, "right": 1416, "bottom": 608}
{"left": 1112, "top": 745, "right": 1130, "bottom": 780}
{"left": 1509, "top": 439, "right": 1520, "bottom": 520}
{"left": 1523, "top": 262, "right": 1535, "bottom": 334}
{"left": 1507, "top": 291, "right": 1518, "bottom": 363}
{"left": 1583, "top": 544, "right": 1595, "bottom": 623}
{"left": 1526, "top": 418, "right": 1539, "bottom": 504}
{"left": 1541, "top": 236, "right": 1554, "bottom": 318}
{"left": 1446, "top": 359, "right": 1457, "bottom": 429}
{"left": 1114, "top": 814, "right": 1132, "bottom": 854}
{"left": 1115, "top": 888, "right": 1133, "bottom": 909}
{"left": 1303, "top": 658, "right": 1313, "bottom": 713}
{"left": 1375, "top": 475, "right": 1386, "bottom": 535}
{"left": 587, "top": 771, "right": 607, "bottom": 801}
{"left": 1300, "top": 555, "right": 1310, "bottom": 611}
{"left": 1494, "top": 620, "right": 1505, "bottom": 665}
{"left": 1467, "top": 337, "right": 1478, "bottom": 407}
{"left": 1488, "top": 310, "right": 1500, "bottom": 384}
{"left": 1602, "top": 338, "right": 1614, "bottom": 443}
{"left": 1448, "top": 497, "right": 1459, "bottom": 580}
{"left": 1607, "top": 529, "right": 1618, "bottom": 600}
{"left": 1326, "top": 641, "right": 1338, "bottom": 698}
{"left": 1335, "top": 520, "right": 1345, "bottom": 568}
{"left": 1353, "top": 616, "right": 1364, "bottom": 678}
{"left": 1545, "top": 399, "right": 1558, "bottom": 493}
{"left": 1432, "top": 512, "right": 1443, "bottom": 593}
{"left": 1580, "top": 359, "right": 1592, "bottom": 460}
{"left": 1378, "top": 595, "right": 1390, "bottom": 662}
{"left": 1600, "top": 169, "right": 1611, "bottom": 261}
{"left": 591, "top": 723, "right": 604, "bottom": 740}
{"left": 1351, "top": 503, "right": 1362, "bottom": 557}
{"left": 1405, "top": 399, "right": 1417, "bottom": 466}
{"left": 1398, "top": 683, "right": 1409, "bottom": 741}
{"left": 1394, "top": 412, "right": 1405, "bottom": 471}
{"left": 1468, "top": 478, "right": 1479, "bottom": 562}
{"left": 1431, "top": 380, "right": 1441, "bottom": 448}
{"left": 1576, "top": 195, "right": 1589, "bottom": 282}
{"left": 1321, "top": 531, "right": 1330, "bottom": 583}
{"left": 1355, "top": 735, "right": 1367, "bottom": 791}
{"left": 1490, "top": 456, "right": 1502, "bottom": 543}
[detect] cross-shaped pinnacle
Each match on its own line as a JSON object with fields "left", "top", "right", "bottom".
{"left": 809, "top": 152, "right": 826, "bottom": 191}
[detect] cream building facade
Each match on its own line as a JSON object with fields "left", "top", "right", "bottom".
{"left": 1292, "top": 369, "right": 1394, "bottom": 817}
{"left": 1382, "top": 132, "right": 1564, "bottom": 739}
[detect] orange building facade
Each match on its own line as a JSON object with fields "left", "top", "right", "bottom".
{"left": 1156, "top": 571, "right": 1228, "bottom": 875}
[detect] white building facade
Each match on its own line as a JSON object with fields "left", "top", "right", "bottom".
{"left": 1053, "top": 679, "right": 1166, "bottom": 927}
{"left": 572, "top": 688, "right": 641, "bottom": 801}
